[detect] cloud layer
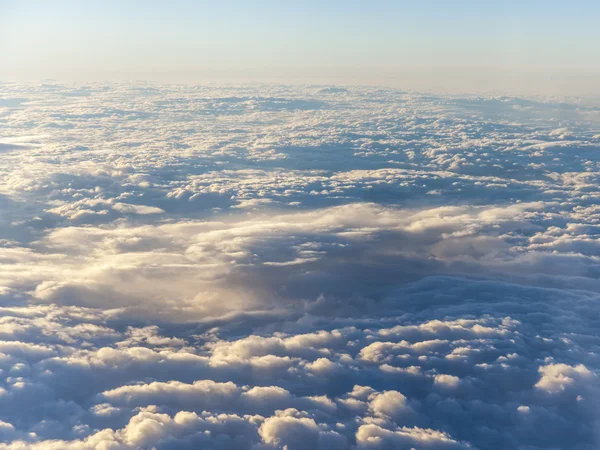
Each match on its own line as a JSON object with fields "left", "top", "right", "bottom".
{"left": 0, "top": 82, "right": 599, "bottom": 449}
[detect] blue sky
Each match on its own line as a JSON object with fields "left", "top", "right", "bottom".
{"left": 1, "top": 0, "right": 600, "bottom": 92}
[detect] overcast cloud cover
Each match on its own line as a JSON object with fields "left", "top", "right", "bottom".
{"left": 0, "top": 82, "right": 600, "bottom": 449}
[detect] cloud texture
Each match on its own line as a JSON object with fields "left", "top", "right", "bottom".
{"left": 0, "top": 82, "right": 599, "bottom": 449}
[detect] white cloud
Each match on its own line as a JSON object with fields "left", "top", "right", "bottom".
{"left": 355, "top": 424, "right": 469, "bottom": 449}
{"left": 368, "top": 391, "right": 411, "bottom": 419}
{"left": 535, "top": 363, "right": 595, "bottom": 394}
{"left": 434, "top": 374, "right": 461, "bottom": 389}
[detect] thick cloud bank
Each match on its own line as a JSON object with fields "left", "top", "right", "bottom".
{"left": 0, "top": 82, "right": 599, "bottom": 449}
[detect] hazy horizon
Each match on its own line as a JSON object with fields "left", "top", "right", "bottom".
{"left": 2, "top": 0, "right": 600, "bottom": 96}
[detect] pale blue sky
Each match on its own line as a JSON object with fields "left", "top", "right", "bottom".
{"left": 1, "top": 0, "right": 599, "bottom": 93}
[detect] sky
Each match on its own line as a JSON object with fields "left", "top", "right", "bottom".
{"left": 1, "top": 0, "right": 600, "bottom": 94}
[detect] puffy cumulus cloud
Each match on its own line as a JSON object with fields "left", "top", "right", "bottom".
{"left": 368, "top": 391, "right": 412, "bottom": 419}
{"left": 101, "top": 380, "right": 240, "bottom": 409}
{"left": 433, "top": 374, "right": 461, "bottom": 390}
{"left": 355, "top": 424, "right": 470, "bottom": 449}
{"left": 0, "top": 407, "right": 263, "bottom": 450}
{"left": 535, "top": 363, "right": 595, "bottom": 394}
{"left": 0, "top": 82, "right": 599, "bottom": 449}
{"left": 258, "top": 409, "right": 346, "bottom": 450}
